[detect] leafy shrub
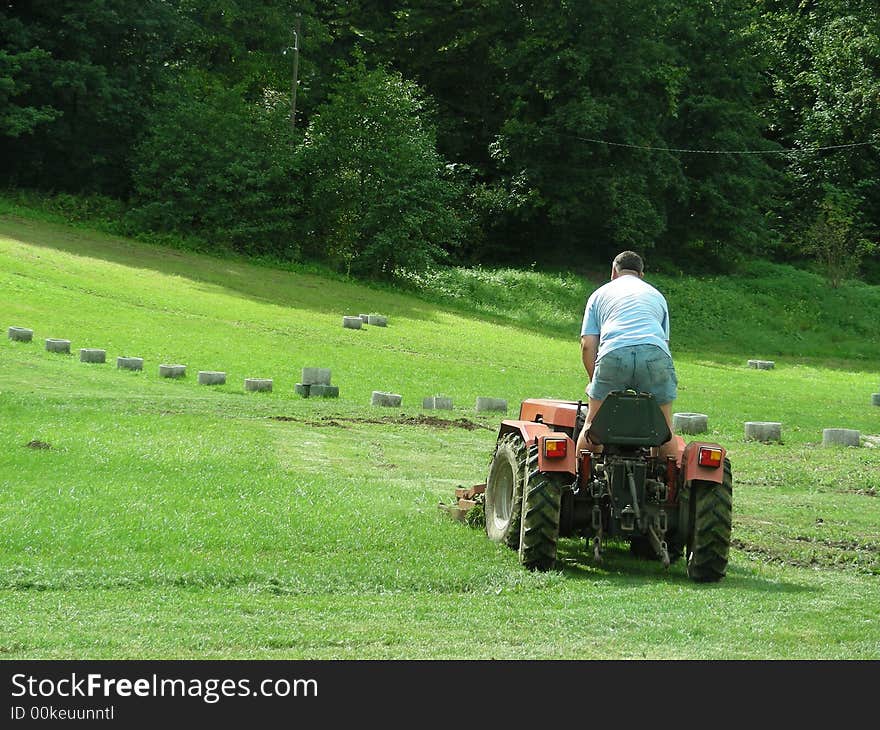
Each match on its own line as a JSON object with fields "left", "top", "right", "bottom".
{"left": 130, "top": 74, "right": 302, "bottom": 257}
{"left": 297, "top": 53, "right": 464, "bottom": 279}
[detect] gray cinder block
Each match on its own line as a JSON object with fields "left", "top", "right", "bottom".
{"left": 8, "top": 326, "right": 33, "bottom": 342}
{"left": 871, "top": 393, "right": 880, "bottom": 407}
{"left": 371, "top": 391, "right": 402, "bottom": 407}
{"left": 367, "top": 314, "right": 387, "bottom": 327}
{"left": 475, "top": 397, "right": 508, "bottom": 413}
{"left": 343, "top": 316, "right": 363, "bottom": 330}
{"left": 245, "top": 378, "right": 273, "bottom": 392}
{"left": 117, "top": 357, "right": 144, "bottom": 371}
{"left": 80, "top": 348, "right": 106, "bottom": 363}
{"left": 198, "top": 371, "right": 226, "bottom": 385}
{"left": 744, "top": 421, "right": 782, "bottom": 443}
{"left": 301, "top": 367, "right": 332, "bottom": 386}
{"left": 294, "top": 383, "right": 311, "bottom": 397}
{"left": 159, "top": 364, "right": 186, "bottom": 378}
{"left": 46, "top": 338, "right": 71, "bottom": 353}
{"left": 310, "top": 384, "right": 339, "bottom": 398}
{"left": 358, "top": 314, "right": 370, "bottom": 322}
{"left": 672, "top": 412, "right": 708, "bottom": 434}
{"left": 822, "top": 428, "right": 860, "bottom": 447}
{"left": 423, "top": 396, "right": 454, "bottom": 410}
{"left": 748, "top": 360, "right": 775, "bottom": 370}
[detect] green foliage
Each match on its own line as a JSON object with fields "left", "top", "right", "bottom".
{"left": 803, "top": 185, "right": 876, "bottom": 288}
{"left": 756, "top": 0, "right": 880, "bottom": 258}
{"left": 298, "top": 53, "right": 464, "bottom": 278}
{"left": 0, "top": 0, "right": 182, "bottom": 194}
{"left": 2, "top": 1, "right": 880, "bottom": 279}
{"left": 0, "top": 47, "right": 60, "bottom": 136}
{"left": 130, "top": 75, "right": 302, "bottom": 257}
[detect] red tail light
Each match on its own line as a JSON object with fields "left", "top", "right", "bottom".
{"left": 698, "top": 447, "right": 723, "bottom": 468}
{"left": 544, "top": 439, "right": 567, "bottom": 459}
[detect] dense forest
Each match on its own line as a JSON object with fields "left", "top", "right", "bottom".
{"left": 1, "top": 1, "right": 878, "bottom": 280}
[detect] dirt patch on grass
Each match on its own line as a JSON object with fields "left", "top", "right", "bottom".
{"left": 25, "top": 440, "right": 51, "bottom": 450}
{"left": 732, "top": 536, "right": 879, "bottom": 574}
{"left": 837, "top": 487, "right": 877, "bottom": 497}
{"left": 270, "top": 414, "right": 492, "bottom": 431}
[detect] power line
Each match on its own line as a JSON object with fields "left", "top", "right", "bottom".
{"left": 563, "top": 133, "right": 879, "bottom": 156}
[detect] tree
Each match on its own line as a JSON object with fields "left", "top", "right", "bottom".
{"left": 0, "top": 47, "right": 60, "bottom": 136}
{"left": 756, "top": 0, "right": 880, "bottom": 264}
{"left": 0, "top": 0, "right": 183, "bottom": 195}
{"left": 803, "top": 185, "right": 875, "bottom": 288}
{"left": 298, "top": 53, "right": 463, "bottom": 278}
{"left": 130, "top": 74, "right": 302, "bottom": 256}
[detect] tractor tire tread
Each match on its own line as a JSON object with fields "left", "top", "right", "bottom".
{"left": 686, "top": 458, "right": 733, "bottom": 582}
{"left": 518, "top": 446, "right": 562, "bottom": 572}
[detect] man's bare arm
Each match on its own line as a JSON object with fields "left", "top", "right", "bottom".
{"left": 581, "top": 335, "right": 599, "bottom": 381}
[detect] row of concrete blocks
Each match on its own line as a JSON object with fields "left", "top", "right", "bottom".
{"left": 155, "top": 365, "right": 271, "bottom": 391}
{"left": 9, "top": 327, "right": 273, "bottom": 391}
{"left": 342, "top": 313, "right": 387, "bottom": 330}
{"left": 675, "top": 412, "right": 865, "bottom": 447}
{"left": 745, "top": 423, "right": 865, "bottom": 447}
{"left": 371, "top": 392, "right": 507, "bottom": 412}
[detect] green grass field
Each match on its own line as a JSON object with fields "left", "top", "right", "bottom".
{"left": 1, "top": 214, "right": 878, "bottom": 659}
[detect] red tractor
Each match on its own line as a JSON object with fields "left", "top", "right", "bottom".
{"left": 484, "top": 390, "right": 732, "bottom": 581}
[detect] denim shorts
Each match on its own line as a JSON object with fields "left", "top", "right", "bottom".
{"left": 587, "top": 344, "right": 678, "bottom": 404}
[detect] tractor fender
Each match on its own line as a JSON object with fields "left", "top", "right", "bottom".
{"left": 681, "top": 441, "right": 727, "bottom": 485}
{"left": 498, "top": 421, "right": 576, "bottom": 475}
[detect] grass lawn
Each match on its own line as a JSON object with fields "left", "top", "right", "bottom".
{"left": 1, "top": 215, "right": 878, "bottom": 659}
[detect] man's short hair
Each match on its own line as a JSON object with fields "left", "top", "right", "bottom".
{"left": 612, "top": 250, "right": 644, "bottom": 274}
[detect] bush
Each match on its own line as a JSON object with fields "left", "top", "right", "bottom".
{"left": 297, "top": 53, "right": 464, "bottom": 279}
{"left": 130, "top": 75, "right": 302, "bottom": 258}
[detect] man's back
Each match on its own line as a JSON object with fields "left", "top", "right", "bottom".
{"left": 581, "top": 275, "right": 670, "bottom": 361}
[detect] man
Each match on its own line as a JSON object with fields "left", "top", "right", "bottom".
{"left": 576, "top": 250, "right": 678, "bottom": 458}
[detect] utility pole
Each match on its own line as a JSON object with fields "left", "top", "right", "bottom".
{"left": 291, "top": 13, "right": 301, "bottom": 132}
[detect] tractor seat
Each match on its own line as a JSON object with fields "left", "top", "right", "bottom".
{"left": 587, "top": 390, "right": 671, "bottom": 447}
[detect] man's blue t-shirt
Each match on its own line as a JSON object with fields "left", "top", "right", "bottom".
{"left": 580, "top": 274, "right": 670, "bottom": 361}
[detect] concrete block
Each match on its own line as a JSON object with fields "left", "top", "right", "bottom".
{"left": 871, "top": 393, "right": 880, "bottom": 407}
{"left": 748, "top": 360, "right": 775, "bottom": 370}
{"left": 343, "top": 316, "right": 363, "bottom": 330}
{"left": 45, "top": 338, "right": 71, "bottom": 354}
{"left": 367, "top": 314, "right": 387, "bottom": 327}
{"left": 245, "top": 378, "right": 273, "bottom": 392}
{"left": 198, "top": 371, "right": 226, "bottom": 385}
{"left": 423, "top": 396, "right": 454, "bottom": 410}
{"left": 159, "top": 364, "right": 186, "bottom": 378}
{"left": 294, "top": 383, "right": 311, "bottom": 397}
{"left": 823, "top": 428, "right": 860, "bottom": 447}
{"left": 310, "top": 384, "right": 339, "bottom": 398}
{"left": 117, "top": 356, "right": 144, "bottom": 371}
{"left": 79, "top": 348, "right": 106, "bottom": 363}
{"left": 475, "top": 397, "right": 508, "bottom": 413}
{"left": 744, "top": 421, "right": 782, "bottom": 443}
{"left": 301, "top": 367, "right": 331, "bottom": 385}
{"left": 371, "top": 391, "right": 402, "bottom": 407}
{"left": 673, "top": 412, "right": 708, "bottom": 435}
{"left": 358, "top": 314, "right": 370, "bottom": 322}
{"left": 8, "top": 326, "right": 33, "bottom": 342}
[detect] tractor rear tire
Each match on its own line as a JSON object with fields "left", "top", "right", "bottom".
{"left": 518, "top": 446, "right": 563, "bottom": 571}
{"left": 686, "top": 458, "right": 733, "bottom": 582}
{"left": 485, "top": 433, "right": 528, "bottom": 549}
